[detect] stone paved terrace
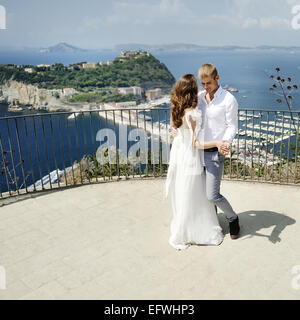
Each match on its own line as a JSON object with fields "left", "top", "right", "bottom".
{"left": 0, "top": 179, "right": 300, "bottom": 300}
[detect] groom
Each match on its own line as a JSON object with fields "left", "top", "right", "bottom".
{"left": 197, "top": 63, "right": 240, "bottom": 239}
{"left": 171, "top": 63, "right": 240, "bottom": 239}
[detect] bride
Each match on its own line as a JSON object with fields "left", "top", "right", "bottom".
{"left": 165, "top": 74, "right": 227, "bottom": 250}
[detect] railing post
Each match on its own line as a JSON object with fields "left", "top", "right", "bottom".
{"left": 23, "top": 117, "right": 36, "bottom": 192}
{"left": 32, "top": 116, "right": 44, "bottom": 190}
{"left": 264, "top": 111, "right": 270, "bottom": 182}
{"left": 5, "top": 119, "right": 19, "bottom": 194}
{"left": 14, "top": 117, "right": 28, "bottom": 193}
{"left": 286, "top": 112, "right": 292, "bottom": 183}
{"left": 294, "top": 114, "right": 300, "bottom": 184}
{"left": 40, "top": 115, "right": 53, "bottom": 190}
{"left": 74, "top": 112, "right": 84, "bottom": 185}
{"left": 279, "top": 112, "right": 285, "bottom": 182}
{"left": 89, "top": 111, "right": 98, "bottom": 183}
{"left": 65, "top": 115, "right": 76, "bottom": 185}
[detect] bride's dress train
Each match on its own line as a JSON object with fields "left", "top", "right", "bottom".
{"left": 165, "top": 109, "right": 224, "bottom": 250}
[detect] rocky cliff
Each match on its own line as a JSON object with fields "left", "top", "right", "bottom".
{"left": 0, "top": 80, "right": 66, "bottom": 110}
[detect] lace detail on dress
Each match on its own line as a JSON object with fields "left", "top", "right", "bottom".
{"left": 184, "top": 108, "right": 203, "bottom": 143}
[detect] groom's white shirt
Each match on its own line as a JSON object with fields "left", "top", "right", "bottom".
{"left": 197, "top": 85, "right": 238, "bottom": 143}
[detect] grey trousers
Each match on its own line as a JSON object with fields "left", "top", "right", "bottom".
{"left": 203, "top": 151, "right": 237, "bottom": 222}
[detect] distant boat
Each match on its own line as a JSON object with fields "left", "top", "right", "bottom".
{"left": 8, "top": 105, "right": 23, "bottom": 112}
{"left": 223, "top": 84, "right": 239, "bottom": 92}
{"left": 137, "top": 114, "right": 152, "bottom": 121}
{"left": 68, "top": 112, "right": 80, "bottom": 119}
{"left": 28, "top": 169, "right": 64, "bottom": 188}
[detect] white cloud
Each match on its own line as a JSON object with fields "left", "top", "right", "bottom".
{"left": 259, "top": 16, "right": 290, "bottom": 29}
{"left": 241, "top": 16, "right": 291, "bottom": 30}
{"left": 78, "top": 0, "right": 198, "bottom": 32}
{"left": 75, "top": 0, "right": 296, "bottom": 45}
{"left": 242, "top": 18, "right": 258, "bottom": 28}
{"left": 224, "top": 0, "right": 293, "bottom": 30}
{"left": 286, "top": 0, "right": 299, "bottom": 6}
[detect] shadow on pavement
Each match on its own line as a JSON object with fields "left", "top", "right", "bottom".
{"left": 218, "top": 210, "right": 296, "bottom": 244}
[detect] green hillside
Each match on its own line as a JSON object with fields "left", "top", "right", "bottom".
{"left": 0, "top": 52, "right": 176, "bottom": 93}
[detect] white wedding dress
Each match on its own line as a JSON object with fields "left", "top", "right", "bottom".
{"left": 165, "top": 108, "right": 224, "bottom": 250}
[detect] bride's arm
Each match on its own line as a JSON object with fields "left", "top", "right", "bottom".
{"left": 193, "top": 137, "right": 231, "bottom": 152}
{"left": 193, "top": 139, "right": 224, "bottom": 150}
{"left": 188, "top": 115, "right": 229, "bottom": 151}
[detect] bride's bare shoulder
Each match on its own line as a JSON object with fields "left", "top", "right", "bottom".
{"left": 184, "top": 108, "right": 201, "bottom": 116}
{"left": 184, "top": 107, "right": 195, "bottom": 114}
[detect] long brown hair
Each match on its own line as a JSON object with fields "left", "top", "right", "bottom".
{"left": 170, "top": 73, "right": 198, "bottom": 129}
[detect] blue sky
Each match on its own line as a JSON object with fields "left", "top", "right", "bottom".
{"left": 0, "top": 0, "right": 300, "bottom": 49}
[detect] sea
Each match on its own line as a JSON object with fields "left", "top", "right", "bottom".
{"left": 1, "top": 48, "right": 300, "bottom": 192}
{"left": 1, "top": 48, "right": 300, "bottom": 112}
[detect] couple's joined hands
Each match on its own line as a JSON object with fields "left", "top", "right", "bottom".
{"left": 170, "top": 124, "right": 230, "bottom": 156}
{"left": 216, "top": 140, "right": 231, "bottom": 156}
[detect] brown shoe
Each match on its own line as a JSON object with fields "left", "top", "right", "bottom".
{"left": 229, "top": 216, "right": 240, "bottom": 239}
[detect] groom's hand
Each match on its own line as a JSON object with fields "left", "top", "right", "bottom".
{"left": 219, "top": 140, "right": 231, "bottom": 155}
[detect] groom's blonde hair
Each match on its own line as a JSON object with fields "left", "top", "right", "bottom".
{"left": 198, "top": 63, "right": 218, "bottom": 80}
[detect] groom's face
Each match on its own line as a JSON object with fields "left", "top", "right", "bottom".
{"left": 200, "top": 75, "right": 219, "bottom": 94}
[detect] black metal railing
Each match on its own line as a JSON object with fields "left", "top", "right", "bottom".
{"left": 224, "top": 109, "right": 300, "bottom": 185}
{"left": 0, "top": 107, "right": 299, "bottom": 200}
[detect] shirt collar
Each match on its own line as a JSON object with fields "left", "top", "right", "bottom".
{"left": 213, "top": 85, "right": 223, "bottom": 98}
{"left": 199, "top": 85, "right": 223, "bottom": 100}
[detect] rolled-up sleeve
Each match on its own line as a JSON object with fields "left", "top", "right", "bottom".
{"left": 223, "top": 96, "right": 238, "bottom": 142}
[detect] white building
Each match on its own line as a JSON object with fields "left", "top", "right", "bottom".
{"left": 99, "top": 61, "right": 112, "bottom": 66}
{"left": 119, "top": 50, "right": 147, "bottom": 58}
{"left": 24, "top": 68, "right": 34, "bottom": 73}
{"left": 63, "top": 88, "right": 77, "bottom": 96}
{"left": 82, "top": 63, "right": 97, "bottom": 69}
{"left": 117, "top": 86, "right": 143, "bottom": 96}
{"left": 146, "top": 88, "right": 162, "bottom": 101}
{"left": 37, "top": 64, "right": 51, "bottom": 68}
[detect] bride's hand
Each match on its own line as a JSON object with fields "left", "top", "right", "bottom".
{"left": 170, "top": 126, "right": 178, "bottom": 137}
{"left": 192, "top": 139, "right": 197, "bottom": 148}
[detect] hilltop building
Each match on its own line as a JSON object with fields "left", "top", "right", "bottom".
{"left": 119, "top": 51, "right": 150, "bottom": 58}
{"left": 117, "top": 86, "right": 143, "bottom": 96}
{"left": 99, "top": 61, "right": 112, "bottom": 66}
{"left": 146, "top": 88, "right": 162, "bottom": 101}
{"left": 82, "top": 63, "right": 97, "bottom": 69}
{"left": 37, "top": 64, "right": 51, "bottom": 68}
{"left": 24, "top": 68, "right": 34, "bottom": 73}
